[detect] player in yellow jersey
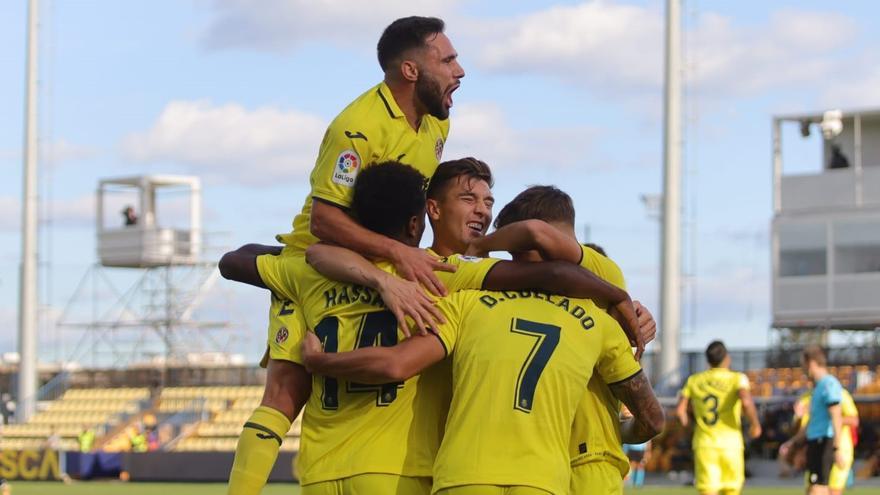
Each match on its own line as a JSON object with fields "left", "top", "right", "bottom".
{"left": 782, "top": 386, "right": 859, "bottom": 495}
{"left": 268, "top": 162, "right": 640, "bottom": 494}
{"left": 827, "top": 388, "right": 858, "bottom": 495}
{"left": 300, "top": 181, "right": 662, "bottom": 492}
{"left": 676, "top": 341, "right": 762, "bottom": 495}
{"left": 222, "top": 17, "right": 465, "bottom": 495}
{"left": 469, "top": 185, "right": 659, "bottom": 495}
{"left": 301, "top": 286, "right": 663, "bottom": 495}
{"left": 310, "top": 183, "right": 660, "bottom": 495}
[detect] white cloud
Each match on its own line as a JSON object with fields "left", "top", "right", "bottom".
{"left": 475, "top": 1, "right": 663, "bottom": 93}
{"left": 687, "top": 10, "right": 857, "bottom": 96}
{"left": 121, "top": 100, "right": 327, "bottom": 185}
{"left": 0, "top": 195, "right": 95, "bottom": 232}
{"left": 691, "top": 263, "right": 770, "bottom": 327}
{"left": 43, "top": 139, "right": 98, "bottom": 164}
{"left": 199, "top": 0, "right": 456, "bottom": 52}
{"left": 445, "top": 102, "right": 600, "bottom": 170}
{"left": 122, "top": 99, "right": 602, "bottom": 186}
{"left": 0, "top": 139, "right": 97, "bottom": 166}
{"left": 822, "top": 64, "right": 880, "bottom": 109}
{"left": 474, "top": 1, "right": 859, "bottom": 97}
{"left": 0, "top": 197, "right": 18, "bottom": 231}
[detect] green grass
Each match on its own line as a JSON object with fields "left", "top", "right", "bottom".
{"left": 5, "top": 482, "right": 878, "bottom": 495}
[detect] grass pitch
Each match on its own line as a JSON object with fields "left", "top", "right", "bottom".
{"left": 5, "top": 482, "right": 878, "bottom": 494}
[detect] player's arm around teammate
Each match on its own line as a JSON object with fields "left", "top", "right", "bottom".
{"left": 606, "top": 371, "right": 665, "bottom": 444}
{"left": 465, "top": 217, "right": 655, "bottom": 357}
{"left": 301, "top": 259, "right": 639, "bottom": 384}
{"left": 304, "top": 242, "right": 447, "bottom": 335}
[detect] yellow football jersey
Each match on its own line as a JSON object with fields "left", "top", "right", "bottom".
{"left": 800, "top": 389, "right": 859, "bottom": 454}
{"left": 433, "top": 289, "right": 641, "bottom": 495}
{"left": 680, "top": 368, "right": 750, "bottom": 450}
{"left": 267, "top": 254, "right": 498, "bottom": 485}
{"left": 570, "top": 245, "right": 631, "bottom": 475}
{"left": 277, "top": 82, "right": 450, "bottom": 252}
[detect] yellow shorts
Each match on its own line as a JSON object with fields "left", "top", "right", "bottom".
{"left": 257, "top": 253, "right": 308, "bottom": 367}
{"left": 302, "top": 473, "right": 431, "bottom": 495}
{"left": 827, "top": 451, "right": 853, "bottom": 491}
{"left": 435, "top": 486, "right": 551, "bottom": 495}
{"left": 694, "top": 447, "right": 744, "bottom": 495}
{"left": 570, "top": 462, "right": 623, "bottom": 495}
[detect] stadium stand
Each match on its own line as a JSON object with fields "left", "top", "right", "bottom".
{"left": 0, "top": 387, "right": 148, "bottom": 451}
{"left": 169, "top": 386, "right": 302, "bottom": 452}
{"left": 0, "top": 384, "right": 303, "bottom": 453}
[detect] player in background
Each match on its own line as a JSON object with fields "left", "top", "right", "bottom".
{"left": 623, "top": 440, "right": 651, "bottom": 488}
{"left": 270, "top": 161, "right": 639, "bottom": 494}
{"left": 223, "top": 16, "right": 464, "bottom": 495}
{"left": 471, "top": 186, "right": 656, "bottom": 494}
{"left": 784, "top": 387, "right": 859, "bottom": 495}
{"left": 779, "top": 346, "right": 848, "bottom": 495}
{"left": 676, "top": 341, "right": 762, "bottom": 495}
{"left": 619, "top": 404, "right": 651, "bottom": 489}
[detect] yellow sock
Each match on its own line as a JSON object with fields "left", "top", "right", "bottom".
{"left": 227, "top": 406, "right": 291, "bottom": 495}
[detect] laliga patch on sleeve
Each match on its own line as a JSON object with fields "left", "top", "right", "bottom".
{"left": 332, "top": 150, "right": 361, "bottom": 187}
{"left": 435, "top": 137, "right": 444, "bottom": 161}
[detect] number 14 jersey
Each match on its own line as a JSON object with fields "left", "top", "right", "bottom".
{"left": 284, "top": 254, "right": 500, "bottom": 486}
{"left": 680, "top": 368, "right": 750, "bottom": 450}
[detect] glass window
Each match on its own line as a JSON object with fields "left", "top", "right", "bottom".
{"left": 779, "top": 222, "right": 826, "bottom": 276}
{"left": 834, "top": 219, "right": 880, "bottom": 274}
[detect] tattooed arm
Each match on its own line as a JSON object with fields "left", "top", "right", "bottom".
{"left": 609, "top": 370, "right": 665, "bottom": 444}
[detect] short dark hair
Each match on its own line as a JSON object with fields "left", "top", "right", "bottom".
{"left": 802, "top": 345, "right": 827, "bottom": 367}
{"left": 584, "top": 243, "right": 606, "bottom": 257}
{"left": 494, "top": 185, "right": 575, "bottom": 229}
{"left": 426, "top": 157, "right": 493, "bottom": 200}
{"left": 705, "top": 340, "right": 728, "bottom": 367}
{"left": 377, "top": 17, "right": 445, "bottom": 72}
{"left": 351, "top": 161, "right": 427, "bottom": 238}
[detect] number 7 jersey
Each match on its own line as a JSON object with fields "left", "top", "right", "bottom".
{"left": 680, "top": 368, "right": 750, "bottom": 450}
{"left": 432, "top": 290, "right": 641, "bottom": 495}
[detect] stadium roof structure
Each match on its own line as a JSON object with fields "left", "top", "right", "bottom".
{"left": 770, "top": 107, "right": 880, "bottom": 331}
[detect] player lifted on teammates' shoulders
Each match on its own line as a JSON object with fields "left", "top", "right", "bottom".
{"left": 676, "top": 341, "right": 762, "bottom": 495}
{"left": 223, "top": 16, "right": 464, "bottom": 495}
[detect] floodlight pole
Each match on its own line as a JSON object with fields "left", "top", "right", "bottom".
{"left": 659, "top": 0, "right": 682, "bottom": 388}
{"left": 17, "top": 0, "right": 40, "bottom": 422}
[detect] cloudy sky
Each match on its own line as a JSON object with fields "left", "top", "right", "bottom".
{"left": 1, "top": 0, "right": 878, "bottom": 365}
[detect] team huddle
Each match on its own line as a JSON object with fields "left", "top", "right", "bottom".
{"left": 214, "top": 15, "right": 830, "bottom": 495}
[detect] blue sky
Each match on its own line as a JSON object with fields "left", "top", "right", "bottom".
{"left": 1, "top": 0, "right": 879, "bottom": 365}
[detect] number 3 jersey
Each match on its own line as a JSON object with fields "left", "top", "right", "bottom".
{"left": 432, "top": 290, "right": 641, "bottom": 495}
{"left": 277, "top": 253, "right": 500, "bottom": 485}
{"left": 680, "top": 368, "right": 750, "bottom": 450}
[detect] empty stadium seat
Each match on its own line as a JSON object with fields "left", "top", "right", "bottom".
{"left": 0, "top": 387, "right": 149, "bottom": 452}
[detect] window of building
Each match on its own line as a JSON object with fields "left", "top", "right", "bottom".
{"left": 779, "top": 222, "right": 827, "bottom": 276}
